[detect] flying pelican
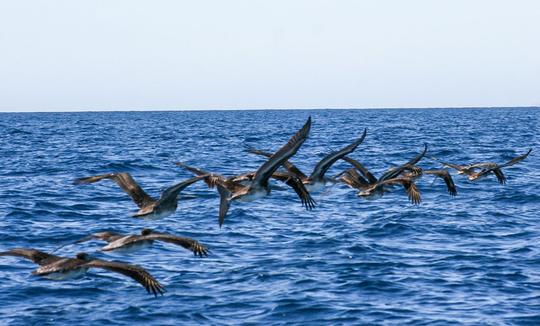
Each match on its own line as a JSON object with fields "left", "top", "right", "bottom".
{"left": 179, "top": 116, "right": 312, "bottom": 227}
{"left": 246, "top": 128, "right": 367, "bottom": 191}
{"left": 61, "top": 229, "right": 208, "bottom": 257}
{"left": 74, "top": 174, "right": 206, "bottom": 218}
{"left": 338, "top": 144, "right": 427, "bottom": 204}
{"left": 438, "top": 149, "right": 532, "bottom": 184}
{"left": 0, "top": 248, "right": 164, "bottom": 296}
{"left": 340, "top": 167, "right": 422, "bottom": 204}
{"left": 175, "top": 163, "right": 316, "bottom": 211}
{"left": 344, "top": 157, "right": 457, "bottom": 196}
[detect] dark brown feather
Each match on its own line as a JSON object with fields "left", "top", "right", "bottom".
{"left": 84, "top": 259, "right": 165, "bottom": 297}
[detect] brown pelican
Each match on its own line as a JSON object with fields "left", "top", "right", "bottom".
{"left": 367, "top": 163, "right": 457, "bottom": 196}
{"left": 74, "top": 173, "right": 206, "bottom": 218}
{"left": 439, "top": 149, "right": 532, "bottom": 184}
{"left": 338, "top": 144, "right": 427, "bottom": 204}
{"left": 0, "top": 248, "right": 164, "bottom": 296}
{"left": 175, "top": 163, "right": 316, "bottom": 211}
{"left": 408, "top": 168, "right": 457, "bottom": 196}
{"left": 179, "top": 116, "right": 312, "bottom": 227}
{"left": 64, "top": 229, "right": 208, "bottom": 257}
{"left": 246, "top": 128, "right": 367, "bottom": 191}
{"left": 340, "top": 167, "right": 422, "bottom": 204}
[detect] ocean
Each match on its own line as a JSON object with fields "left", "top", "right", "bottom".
{"left": 0, "top": 108, "right": 538, "bottom": 325}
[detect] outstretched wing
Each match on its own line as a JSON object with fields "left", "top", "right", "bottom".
{"left": 0, "top": 248, "right": 61, "bottom": 266}
{"left": 339, "top": 168, "right": 370, "bottom": 189}
{"left": 492, "top": 168, "right": 507, "bottom": 185}
{"left": 271, "top": 172, "right": 316, "bottom": 210}
{"left": 380, "top": 144, "right": 428, "bottom": 181}
{"left": 252, "top": 117, "right": 311, "bottom": 187}
{"left": 84, "top": 259, "right": 164, "bottom": 297}
{"left": 246, "top": 147, "right": 308, "bottom": 180}
{"left": 424, "top": 169, "right": 457, "bottom": 196}
{"left": 159, "top": 175, "right": 206, "bottom": 202}
{"left": 74, "top": 173, "right": 155, "bottom": 208}
{"left": 51, "top": 231, "right": 122, "bottom": 253}
{"left": 475, "top": 150, "right": 531, "bottom": 184}
{"left": 309, "top": 128, "right": 367, "bottom": 181}
{"left": 342, "top": 156, "right": 378, "bottom": 184}
{"left": 497, "top": 149, "right": 532, "bottom": 169}
{"left": 379, "top": 177, "right": 421, "bottom": 205}
{"left": 216, "top": 183, "right": 232, "bottom": 227}
{"left": 142, "top": 234, "right": 209, "bottom": 257}
{"left": 175, "top": 162, "right": 225, "bottom": 188}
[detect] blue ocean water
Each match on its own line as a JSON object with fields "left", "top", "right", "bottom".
{"left": 0, "top": 108, "right": 538, "bottom": 325}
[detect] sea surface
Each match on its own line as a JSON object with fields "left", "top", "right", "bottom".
{"left": 0, "top": 108, "right": 539, "bottom": 325}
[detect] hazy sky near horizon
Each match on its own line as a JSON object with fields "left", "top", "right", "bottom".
{"left": 1, "top": 1, "right": 539, "bottom": 112}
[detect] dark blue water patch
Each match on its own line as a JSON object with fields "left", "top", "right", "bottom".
{"left": 0, "top": 108, "right": 539, "bottom": 325}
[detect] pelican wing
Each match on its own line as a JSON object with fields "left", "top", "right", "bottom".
{"left": 424, "top": 169, "right": 457, "bottom": 196}
{"left": 497, "top": 149, "right": 532, "bottom": 169}
{"left": 52, "top": 232, "right": 122, "bottom": 253}
{"left": 380, "top": 144, "right": 427, "bottom": 181}
{"left": 175, "top": 162, "right": 224, "bottom": 188}
{"left": 0, "top": 248, "right": 61, "bottom": 266}
{"left": 309, "top": 128, "right": 367, "bottom": 181}
{"left": 474, "top": 167, "right": 506, "bottom": 184}
{"left": 492, "top": 168, "right": 507, "bottom": 184}
{"left": 439, "top": 162, "right": 470, "bottom": 172}
{"left": 175, "top": 162, "right": 211, "bottom": 175}
{"left": 475, "top": 150, "right": 531, "bottom": 184}
{"left": 271, "top": 172, "right": 316, "bottom": 210}
{"left": 142, "top": 234, "right": 209, "bottom": 257}
{"left": 216, "top": 183, "right": 232, "bottom": 227}
{"left": 32, "top": 257, "right": 84, "bottom": 275}
{"left": 379, "top": 177, "right": 421, "bottom": 205}
{"left": 252, "top": 117, "right": 311, "bottom": 187}
{"left": 84, "top": 260, "right": 164, "bottom": 297}
{"left": 469, "top": 162, "right": 497, "bottom": 169}
{"left": 158, "top": 175, "right": 206, "bottom": 203}
{"left": 339, "top": 168, "right": 370, "bottom": 189}
{"left": 342, "top": 156, "right": 377, "bottom": 183}
{"left": 74, "top": 173, "right": 155, "bottom": 208}
{"left": 247, "top": 147, "right": 308, "bottom": 180}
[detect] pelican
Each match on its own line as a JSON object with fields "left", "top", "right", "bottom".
{"left": 179, "top": 116, "right": 312, "bottom": 227}
{"left": 246, "top": 128, "right": 367, "bottom": 191}
{"left": 338, "top": 144, "right": 427, "bottom": 204}
{"left": 0, "top": 248, "right": 164, "bottom": 296}
{"left": 62, "top": 229, "right": 208, "bottom": 257}
{"left": 340, "top": 167, "right": 422, "bottom": 204}
{"left": 439, "top": 149, "right": 532, "bottom": 184}
{"left": 407, "top": 168, "right": 457, "bottom": 196}
{"left": 175, "top": 163, "right": 316, "bottom": 211}
{"left": 74, "top": 173, "right": 206, "bottom": 218}
{"left": 353, "top": 160, "right": 457, "bottom": 196}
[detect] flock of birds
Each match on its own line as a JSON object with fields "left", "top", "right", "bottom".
{"left": 0, "top": 116, "right": 532, "bottom": 297}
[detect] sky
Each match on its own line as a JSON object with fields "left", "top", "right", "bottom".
{"left": 1, "top": 1, "right": 539, "bottom": 112}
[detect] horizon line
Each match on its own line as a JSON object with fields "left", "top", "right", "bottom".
{"left": 1, "top": 105, "right": 539, "bottom": 114}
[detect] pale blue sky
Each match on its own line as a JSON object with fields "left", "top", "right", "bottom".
{"left": 1, "top": 1, "right": 539, "bottom": 112}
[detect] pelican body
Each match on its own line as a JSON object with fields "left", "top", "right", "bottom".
{"left": 68, "top": 228, "right": 208, "bottom": 257}
{"left": 74, "top": 173, "right": 206, "bottom": 218}
{"left": 0, "top": 249, "right": 164, "bottom": 296}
